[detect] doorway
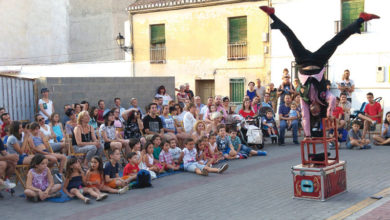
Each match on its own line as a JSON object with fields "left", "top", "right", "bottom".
{"left": 196, "top": 80, "right": 215, "bottom": 104}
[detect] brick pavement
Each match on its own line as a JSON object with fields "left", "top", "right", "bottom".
{"left": 358, "top": 200, "right": 390, "bottom": 220}
{"left": 2, "top": 140, "right": 390, "bottom": 220}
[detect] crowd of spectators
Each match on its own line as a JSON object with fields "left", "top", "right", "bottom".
{"left": 0, "top": 68, "right": 388, "bottom": 201}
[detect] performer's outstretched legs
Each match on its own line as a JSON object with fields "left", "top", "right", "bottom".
{"left": 260, "top": 6, "right": 311, "bottom": 63}
{"left": 314, "top": 13, "right": 379, "bottom": 66}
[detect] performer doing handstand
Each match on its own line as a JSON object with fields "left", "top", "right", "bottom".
{"left": 260, "top": 6, "right": 379, "bottom": 139}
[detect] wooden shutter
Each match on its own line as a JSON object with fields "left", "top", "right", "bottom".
{"left": 229, "top": 17, "right": 247, "bottom": 44}
{"left": 150, "top": 24, "right": 165, "bottom": 44}
{"left": 342, "top": 0, "right": 364, "bottom": 30}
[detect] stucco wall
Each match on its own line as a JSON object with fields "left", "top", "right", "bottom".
{"left": 0, "top": 0, "right": 69, "bottom": 65}
{"left": 131, "top": 1, "right": 271, "bottom": 97}
{"left": 68, "top": 0, "right": 132, "bottom": 62}
{"left": 0, "top": 0, "right": 133, "bottom": 66}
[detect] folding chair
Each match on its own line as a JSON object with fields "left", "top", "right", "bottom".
{"left": 65, "top": 134, "right": 86, "bottom": 162}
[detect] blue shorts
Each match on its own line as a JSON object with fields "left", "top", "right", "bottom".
{"left": 346, "top": 141, "right": 353, "bottom": 149}
{"left": 239, "top": 145, "right": 252, "bottom": 155}
{"left": 184, "top": 162, "right": 206, "bottom": 173}
{"left": 18, "top": 154, "right": 28, "bottom": 165}
{"left": 222, "top": 147, "right": 231, "bottom": 156}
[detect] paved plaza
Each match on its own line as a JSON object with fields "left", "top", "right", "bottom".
{"left": 2, "top": 139, "right": 390, "bottom": 220}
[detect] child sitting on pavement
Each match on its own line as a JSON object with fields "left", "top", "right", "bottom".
{"left": 159, "top": 141, "right": 180, "bottom": 171}
{"left": 181, "top": 138, "right": 228, "bottom": 176}
{"left": 123, "top": 152, "right": 140, "bottom": 178}
{"left": 169, "top": 139, "right": 182, "bottom": 165}
{"left": 104, "top": 149, "right": 132, "bottom": 192}
{"left": 24, "top": 154, "right": 62, "bottom": 202}
{"left": 209, "top": 132, "right": 224, "bottom": 163}
{"left": 216, "top": 124, "right": 238, "bottom": 160}
{"left": 229, "top": 128, "right": 267, "bottom": 158}
{"left": 196, "top": 136, "right": 214, "bottom": 166}
{"left": 347, "top": 121, "right": 371, "bottom": 149}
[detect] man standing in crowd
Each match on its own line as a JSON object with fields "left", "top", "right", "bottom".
{"left": 363, "top": 92, "right": 382, "bottom": 138}
{"left": 278, "top": 94, "right": 299, "bottom": 145}
{"left": 256, "top": 78, "right": 266, "bottom": 102}
{"left": 184, "top": 83, "right": 194, "bottom": 102}
{"left": 114, "top": 98, "right": 126, "bottom": 122}
{"left": 337, "top": 69, "right": 355, "bottom": 103}
{"left": 143, "top": 103, "right": 164, "bottom": 138}
{"left": 38, "top": 88, "right": 54, "bottom": 124}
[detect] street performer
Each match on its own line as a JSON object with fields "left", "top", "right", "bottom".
{"left": 259, "top": 6, "right": 379, "bottom": 139}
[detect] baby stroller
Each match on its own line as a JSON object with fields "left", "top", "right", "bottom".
{"left": 235, "top": 114, "right": 264, "bottom": 149}
{"left": 258, "top": 106, "right": 279, "bottom": 144}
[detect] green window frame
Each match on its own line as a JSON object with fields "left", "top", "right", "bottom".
{"left": 230, "top": 78, "right": 245, "bottom": 105}
{"left": 228, "top": 17, "right": 247, "bottom": 44}
{"left": 150, "top": 24, "right": 165, "bottom": 45}
{"left": 341, "top": 0, "right": 364, "bottom": 31}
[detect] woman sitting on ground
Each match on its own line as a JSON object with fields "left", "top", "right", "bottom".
{"left": 373, "top": 111, "right": 390, "bottom": 145}
{"left": 192, "top": 120, "right": 207, "bottom": 142}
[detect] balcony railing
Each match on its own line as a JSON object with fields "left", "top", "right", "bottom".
{"left": 150, "top": 44, "right": 166, "bottom": 64}
{"left": 227, "top": 42, "right": 247, "bottom": 60}
{"left": 334, "top": 20, "right": 367, "bottom": 34}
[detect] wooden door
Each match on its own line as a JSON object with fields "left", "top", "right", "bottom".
{"left": 196, "top": 80, "right": 215, "bottom": 104}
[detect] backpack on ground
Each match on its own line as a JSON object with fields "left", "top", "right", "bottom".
{"left": 134, "top": 169, "right": 152, "bottom": 188}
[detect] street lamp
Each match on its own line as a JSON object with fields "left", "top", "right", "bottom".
{"left": 116, "top": 33, "right": 132, "bottom": 53}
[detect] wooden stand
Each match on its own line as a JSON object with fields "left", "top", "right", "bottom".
{"left": 292, "top": 118, "right": 347, "bottom": 201}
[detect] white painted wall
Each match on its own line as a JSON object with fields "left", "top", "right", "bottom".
{"left": 0, "top": 0, "right": 69, "bottom": 65}
{"left": 0, "top": 61, "right": 131, "bottom": 78}
{"left": 270, "top": 0, "right": 390, "bottom": 115}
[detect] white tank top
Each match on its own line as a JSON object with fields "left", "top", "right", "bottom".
{"left": 40, "top": 124, "right": 54, "bottom": 143}
{"left": 147, "top": 154, "right": 154, "bottom": 166}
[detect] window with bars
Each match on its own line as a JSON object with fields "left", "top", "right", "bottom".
{"left": 230, "top": 78, "right": 245, "bottom": 105}
{"left": 228, "top": 16, "right": 247, "bottom": 60}
{"left": 341, "top": 0, "right": 365, "bottom": 32}
{"left": 150, "top": 24, "right": 166, "bottom": 63}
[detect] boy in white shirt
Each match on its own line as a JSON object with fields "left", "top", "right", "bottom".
{"left": 181, "top": 138, "right": 228, "bottom": 176}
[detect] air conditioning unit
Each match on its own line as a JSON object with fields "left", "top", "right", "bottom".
{"left": 262, "top": 33, "right": 269, "bottom": 42}
{"left": 376, "top": 66, "right": 385, "bottom": 82}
